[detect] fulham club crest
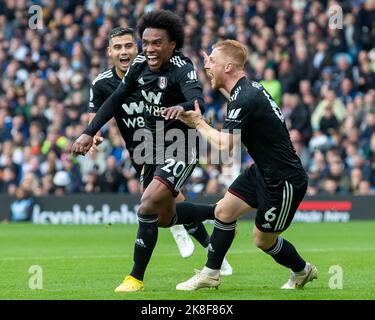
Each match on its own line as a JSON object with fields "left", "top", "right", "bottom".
{"left": 158, "top": 76, "right": 167, "bottom": 89}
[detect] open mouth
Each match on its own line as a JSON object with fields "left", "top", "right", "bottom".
{"left": 119, "top": 57, "right": 130, "bottom": 65}
{"left": 146, "top": 55, "right": 159, "bottom": 67}
{"left": 207, "top": 72, "right": 213, "bottom": 80}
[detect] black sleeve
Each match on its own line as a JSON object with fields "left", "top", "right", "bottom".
{"left": 175, "top": 63, "right": 205, "bottom": 114}
{"left": 88, "top": 83, "right": 107, "bottom": 113}
{"left": 83, "top": 68, "right": 137, "bottom": 137}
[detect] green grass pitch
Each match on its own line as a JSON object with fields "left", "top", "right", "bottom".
{"left": 0, "top": 221, "right": 374, "bottom": 300}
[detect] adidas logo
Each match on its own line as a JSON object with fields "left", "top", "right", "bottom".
{"left": 207, "top": 243, "right": 215, "bottom": 253}
{"left": 135, "top": 238, "right": 146, "bottom": 248}
{"left": 187, "top": 70, "right": 197, "bottom": 80}
{"left": 167, "top": 176, "right": 175, "bottom": 184}
{"left": 138, "top": 77, "right": 144, "bottom": 85}
{"left": 261, "top": 223, "right": 272, "bottom": 229}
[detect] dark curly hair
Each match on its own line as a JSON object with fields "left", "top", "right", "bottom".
{"left": 137, "top": 10, "right": 184, "bottom": 50}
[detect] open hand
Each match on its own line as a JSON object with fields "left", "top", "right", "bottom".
{"left": 177, "top": 100, "right": 204, "bottom": 128}
{"left": 161, "top": 106, "right": 184, "bottom": 120}
{"left": 89, "top": 135, "right": 104, "bottom": 153}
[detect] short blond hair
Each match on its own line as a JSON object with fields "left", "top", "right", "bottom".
{"left": 213, "top": 40, "right": 248, "bottom": 70}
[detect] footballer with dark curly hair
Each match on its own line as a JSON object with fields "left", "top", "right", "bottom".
{"left": 72, "top": 10, "right": 232, "bottom": 292}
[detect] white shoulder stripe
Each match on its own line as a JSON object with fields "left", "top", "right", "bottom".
{"left": 170, "top": 56, "right": 187, "bottom": 68}
{"left": 101, "top": 69, "right": 112, "bottom": 75}
{"left": 92, "top": 69, "right": 113, "bottom": 85}
{"left": 95, "top": 69, "right": 112, "bottom": 79}
{"left": 132, "top": 55, "right": 146, "bottom": 65}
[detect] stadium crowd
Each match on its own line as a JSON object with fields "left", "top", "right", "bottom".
{"left": 1, "top": 0, "right": 375, "bottom": 198}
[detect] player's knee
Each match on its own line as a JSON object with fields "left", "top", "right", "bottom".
{"left": 214, "top": 204, "right": 236, "bottom": 222}
{"left": 157, "top": 216, "right": 172, "bottom": 228}
{"left": 253, "top": 236, "right": 270, "bottom": 250}
{"left": 253, "top": 230, "right": 277, "bottom": 250}
{"left": 139, "top": 195, "right": 158, "bottom": 214}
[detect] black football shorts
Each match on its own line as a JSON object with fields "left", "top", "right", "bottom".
{"left": 140, "top": 148, "right": 198, "bottom": 197}
{"left": 228, "top": 164, "right": 307, "bottom": 232}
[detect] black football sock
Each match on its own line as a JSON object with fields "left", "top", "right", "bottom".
{"left": 171, "top": 202, "right": 216, "bottom": 225}
{"left": 263, "top": 237, "right": 306, "bottom": 272}
{"left": 184, "top": 222, "right": 210, "bottom": 248}
{"left": 130, "top": 213, "right": 158, "bottom": 281}
{"left": 206, "top": 218, "right": 237, "bottom": 270}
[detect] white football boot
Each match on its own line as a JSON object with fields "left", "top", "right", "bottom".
{"left": 219, "top": 256, "right": 233, "bottom": 276}
{"left": 281, "top": 262, "right": 318, "bottom": 289}
{"left": 170, "top": 225, "right": 195, "bottom": 258}
{"left": 176, "top": 269, "right": 220, "bottom": 291}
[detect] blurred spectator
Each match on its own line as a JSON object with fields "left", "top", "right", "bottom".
{"left": 278, "top": 58, "right": 298, "bottom": 93}
{"left": 83, "top": 170, "right": 100, "bottom": 193}
{"left": 322, "top": 156, "right": 351, "bottom": 194}
{"left": 289, "top": 129, "right": 310, "bottom": 169}
{"left": 9, "top": 186, "right": 35, "bottom": 222}
{"left": 260, "top": 68, "right": 282, "bottom": 106}
{"left": 364, "top": 132, "right": 375, "bottom": 186}
{"left": 286, "top": 93, "right": 312, "bottom": 145}
{"left": 319, "top": 105, "right": 340, "bottom": 136}
{"left": 52, "top": 170, "right": 71, "bottom": 195}
{"left": 357, "top": 180, "right": 374, "bottom": 195}
{"left": 321, "top": 177, "right": 339, "bottom": 195}
{"left": 97, "top": 155, "right": 125, "bottom": 192}
{"left": 186, "top": 167, "right": 208, "bottom": 194}
{"left": 127, "top": 177, "right": 142, "bottom": 194}
{"left": 311, "top": 89, "right": 346, "bottom": 131}
{"left": 312, "top": 41, "right": 332, "bottom": 78}
{"left": 0, "top": 166, "right": 18, "bottom": 193}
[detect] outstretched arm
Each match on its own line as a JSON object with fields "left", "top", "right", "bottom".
{"left": 178, "top": 100, "right": 237, "bottom": 152}
{"left": 88, "top": 113, "right": 104, "bottom": 153}
{"left": 83, "top": 83, "right": 125, "bottom": 137}
{"left": 72, "top": 83, "right": 127, "bottom": 156}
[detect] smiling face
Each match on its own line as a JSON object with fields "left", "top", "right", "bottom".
{"left": 142, "top": 28, "right": 176, "bottom": 72}
{"left": 108, "top": 34, "right": 138, "bottom": 76}
{"left": 204, "top": 48, "right": 227, "bottom": 90}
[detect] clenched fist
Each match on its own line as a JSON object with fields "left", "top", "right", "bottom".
{"left": 71, "top": 134, "right": 94, "bottom": 156}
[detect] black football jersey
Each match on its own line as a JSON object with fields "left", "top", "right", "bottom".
{"left": 85, "top": 52, "right": 204, "bottom": 160}
{"left": 223, "top": 77, "right": 306, "bottom": 184}
{"left": 88, "top": 67, "right": 145, "bottom": 156}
